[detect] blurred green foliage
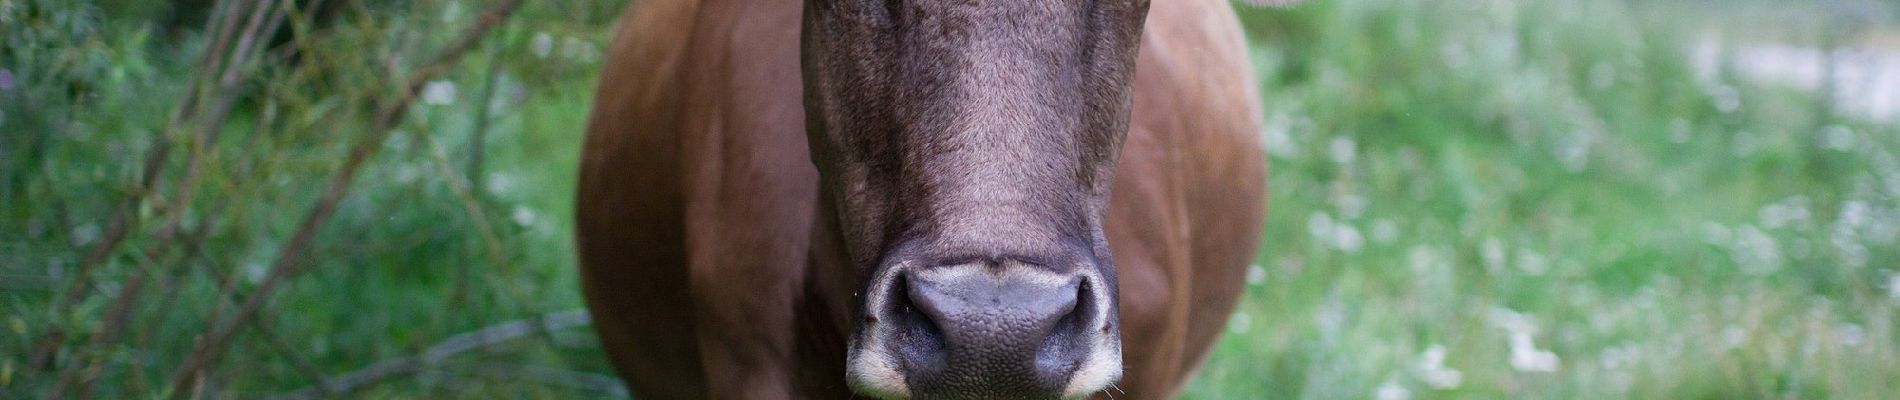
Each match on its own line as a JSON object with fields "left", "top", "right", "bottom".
{"left": 2, "top": 0, "right": 1897, "bottom": 398}
{"left": 1194, "top": 0, "right": 1900, "bottom": 398}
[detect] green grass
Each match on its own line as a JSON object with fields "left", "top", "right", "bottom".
{"left": 1187, "top": 0, "right": 1900, "bottom": 398}
{"left": 4, "top": 0, "right": 1898, "bottom": 398}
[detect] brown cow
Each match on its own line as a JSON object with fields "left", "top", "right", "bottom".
{"left": 576, "top": 0, "right": 1267, "bottom": 398}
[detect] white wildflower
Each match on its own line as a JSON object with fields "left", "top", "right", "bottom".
{"left": 393, "top": 163, "right": 421, "bottom": 184}
{"left": 1701, "top": 222, "right": 1730, "bottom": 245}
{"left": 1721, "top": 326, "right": 1747, "bottom": 350}
{"left": 1757, "top": 196, "right": 1812, "bottom": 230}
{"left": 1839, "top": 324, "right": 1864, "bottom": 347}
{"left": 1490, "top": 307, "right": 1536, "bottom": 336}
{"left": 1730, "top": 225, "right": 1781, "bottom": 275}
{"left": 1509, "top": 332, "right": 1560, "bottom": 372}
{"left": 1669, "top": 118, "right": 1692, "bottom": 144}
{"left": 1261, "top": 113, "right": 1297, "bottom": 158}
{"left": 561, "top": 36, "right": 598, "bottom": 61}
{"left": 1481, "top": 237, "right": 1507, "bottom": 274}
{"left": 441, "top": 1, "right": 462, "bottom": 22}
{"left": 1557, "top": 130, "right": 1592, "bottom": 172}
{"left": 243, "top": 261, "right": 269, "bottom": 284}
{"left": 1333, "top": 224, "right": 1364, "bottom": 253}
{"left": 531, "top": 32, "right": 555, "bottom": 58}
{"left": 1515, "top": 248, "right": 1547, "bottom": 276}
{"left": 1329, "top": 136, "right": 1357, "bottom": 164}
{"left": 1307, "top": 212, "right": 1334, "bottom": 243}
{"left": 1407, "top": 245, "right": 1438, "bottom": 273}
{"left": 1820, "top": 125, "right": 1856, "bottom": 151}
{"left": 1338, "top": 194, "right": 1368, "bottom": 219}
{"left": 1372, "top": 219, "right": 1399, "bottom": 244}
{"left": 1228, "top": 312, "right": 1252, "bottom": 334}
{"left": 1887, "top": 274, "right": 1900, "bottom": 303}
{"left": 1418, "top": 344, "right": 1464, "bottom": 389}
{"left": 1840, "top": 201, "right": 1870, "bottom": 228}
{"left": 512, "top": 206, "right": 539, "bottom": 227}
{"left": 1598, "top": 344, "right": 1636, "bottom": 370}
{"left": 486, "top": 173, "right": 517, "bottom": 195}
{"left": 422, "top": 80, "right": 457, "bottom": 105}
{"left": 1711, "top": 84, "right": 1741, "bottom": 113}
{"left": 71, "top": 223, "right": 101, "bottom": 246}
{"left": 1374, "top": 379, "right": 1410, "bottom": 400}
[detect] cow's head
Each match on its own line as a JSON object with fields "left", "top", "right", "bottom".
{"left": 800, "top": 0, "right": 1149, "bottom": 398}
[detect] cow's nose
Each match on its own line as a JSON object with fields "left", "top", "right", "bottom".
{"left": 879, "top": 262, "right": 1107, "bottom": 398}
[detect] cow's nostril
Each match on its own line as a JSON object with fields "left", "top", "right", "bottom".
{"left": 1036, "top": 278, "right": 1095, "bottom": 374}
{"left": 886, "top": 273, "right": 947, "bottom": 372}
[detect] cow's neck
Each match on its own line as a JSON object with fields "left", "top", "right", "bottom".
{"left": 803, "top": 187, "right": 855, "bottom": 329}
{"left": 790, "top": 187, "right": 857, "bottom": 393}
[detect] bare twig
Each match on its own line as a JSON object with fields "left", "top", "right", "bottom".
{"left": 0, "top": 274, "right": 53, "bottom": 290}
{"left": 467, "top": 37, "right": 504, "bottom": 195}
{"left": 248, "top": 317, "right": 333, "bottom": 394}
{"left": 453, "top": 36, "right": 507, "bottom": 305}
{"left": 164, "top": 1, "right": 525, "bottom": 396}
{"left": 193, "top": 0, "right": 291, "bottom": 150}
{"left": 269, "top": 310, "right": 593, "bottom": 400}
{"left": 129, "top": 212, "right": 218, "bottom": 394}
{"left": 30, "top": 0, "right": 258, "bottom": 376}
{"left": 464, "top": 363, "right": 630, "bottom": 397}
{"left": 419, "top": 120, "right": 511, "bottom": 274}
{"left": 48, "top": 1, "right": 300, "bottom": 396}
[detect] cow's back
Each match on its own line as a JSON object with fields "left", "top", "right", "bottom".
{"left": 575, "top": 0, "right": 1264, "bottom": 398}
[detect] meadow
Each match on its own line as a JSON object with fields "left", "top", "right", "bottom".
{"left": 3, "top": 0, "right": 1897, "bottom": 398}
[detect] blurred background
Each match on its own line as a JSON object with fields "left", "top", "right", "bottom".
{"left": 3, "top": 0, "right": 1897, "bottom": 398}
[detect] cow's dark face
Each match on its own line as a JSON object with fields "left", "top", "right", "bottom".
{"left": 799, "top": 0, "right": 1149, "bottom": 398}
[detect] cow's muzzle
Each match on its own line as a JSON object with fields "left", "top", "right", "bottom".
{"left": 848, "top": 259, "right": 1120, "bottom": 400}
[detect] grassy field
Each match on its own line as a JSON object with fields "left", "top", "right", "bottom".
{"left": 4, "top": 0, "right": 1898, "bottom": 398}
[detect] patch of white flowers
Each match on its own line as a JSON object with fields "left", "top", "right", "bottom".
{"left": 1417, "top": 344, "right": 1464, "bottom": 389}
{"left": 1374, "top": 378, "right": 1410, "bottom": 400}
{"left": 532, "top": 32, "right": 555, "bottom": 58}
{"left": 1491, "top": 307, "right": 1561, "bottom": 372}
{"left": 1887, "top": 273, "right": 1900, "bottom": 303}
{"left": 422, "top": 80, "right": 457, "bottom": 106}
{"left": 1307, "top": 211, "right": 1364, "bottom": 253}
{"left": 1481, "top": 236, "right": 1506, "bottom": 275}
{"left": 1329, "top": 136, "right": 1357, "bottom": 164}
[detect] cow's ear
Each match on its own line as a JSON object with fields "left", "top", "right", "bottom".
{"left": 1236, "top": 0, "right": 1308, "bottom": 7}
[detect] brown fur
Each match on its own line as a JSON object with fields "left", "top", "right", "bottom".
{"left": 576, "top": 0, "right": 1265, "bottom": 398}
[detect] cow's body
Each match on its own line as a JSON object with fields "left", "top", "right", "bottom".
{"left": 575, "top": 0, "right": 1265, "bottom": 398}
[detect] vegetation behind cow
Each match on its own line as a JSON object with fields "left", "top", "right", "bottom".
{"left": 3, "top": 0, "right": 1895, "bottom": 398}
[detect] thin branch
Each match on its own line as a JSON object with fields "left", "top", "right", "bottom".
{"left": 32, "top": 0, "right": 251, "bottom": 369}
{"left": 453, "top": 35, "right": 508, "bottom": 305}
{"left": 0, "top": 274, "right": 53, "bottom": 290}
{"left": 54, "top": 1, "right": 296, "bottom": 396}
{"left": 269, "top": 310, "right": 593, "bottom": 400}
{"left": 60, "top": 20, "right": 304, "bottom": 392}
{"left": 130, "top": 212, "right": 219, "bottom": 394}
{"left": 467, "top": 37, "right": 504, "bottom": 195}
{"left": 248, "top": 317, "right": 333, "bottom": 395}
{"left": 164, "top": 1, "right": 525, "bottom": 396}
{"left": 463, "top": 363, "right": 630, "bottom": 397}
{"left": 419, "top": 119, "right": 510, "bottom": 273}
